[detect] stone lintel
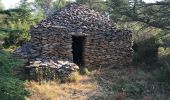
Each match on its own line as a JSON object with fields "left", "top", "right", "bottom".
{"left": 69, "top": 32, "right": 88, "bottom": 37}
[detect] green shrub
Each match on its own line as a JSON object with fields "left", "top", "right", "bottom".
{"left": 0, "top": 32, "right": 7, "bottom": 40}
{"left": 3, "top": 31, "right": 30, "bottom": 48}
{"left": 112, "top": 80, "right": 146, "bottom": 98}
{"left": 0, "top": 50, "right": 30, "bottom": 100}
{"left": 133, "top": 36, "right": 161, "bottom": 66}
{"left": 111, "top": 68, "right": 170, "bottom": 99}
{"left": 0, "top": 77, "right": 29, "bottom": 100}
{"left": 112, "top": 78, "right": 170, "bottom": 99}
{"left": 153, "top": 62, "right": 170, "bottom": 83}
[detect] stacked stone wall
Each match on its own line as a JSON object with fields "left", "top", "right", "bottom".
{"left": 29, "top": 26, "right": 133, "bottom": 68}
{"left": 30, "top": 26, "right": 73, "bottom": 61}
{"left": 84, "top": 30, "right": 133, "bottom": 68}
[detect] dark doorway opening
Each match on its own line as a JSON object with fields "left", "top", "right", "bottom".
{"left": 72, "top": 36, "right": 85, "bottom": 66}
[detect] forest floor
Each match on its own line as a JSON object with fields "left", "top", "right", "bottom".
{"left": 24, "top": 65, "right": 170, "bottom": 100}
{"left": 24, "top": 67, "right": 135, "bottom": 100}
{"left": 24, "top": 69, "right": 111, "bottom": 100}
{"left": 1, "top": 49, "right": 169, "bottom": 100}
{"left": 25, "top": 74, "right": 101, "bottom": 100}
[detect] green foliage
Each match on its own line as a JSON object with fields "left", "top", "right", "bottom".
{"left": 0, "top": 77, "right": 28, "bottom": 100}
{"left": 34, "top": 0, "right": 53, "bottom": 16}
{"left": 0, "top": 50, "right": 30, "bottom": 99}
{"left": 0, "top": 0, "right": 3, "bottom": 10}
{"left": 133, "top": 36, "right": 161, "bottom": 65}
{"left": 111, "top": 69, "right": 170, "bottom": 99}
{"left": 107, "top": 0, "right": 170, "bottom": 30}
{"left": 112, "top": 80, "right": 146, "bottom": 97}
{"left": 153, "top": 62, "right": 170, "bottom": 83}
{"left": 76, "top": 0, "right": 88, "bottom": 4}
{"left": 34, "top": 0, "right": 71, "bottom": 17}
{"left": 0, "top": 0, "right": 42, "bottom": 48}
{"left": 3, "top": 20, "right": 31, "bottom": 47}
{"left": 76, "top": 0, "right": 107, "bottom": 12}
{"left": 0, "top": 32, "right": 7, "bottom": 40}
{"left": 112, "top": 80, "right": 170, "bottom": 99}
{"left": 53, "top": 0, "right": 70, "bottom": 9}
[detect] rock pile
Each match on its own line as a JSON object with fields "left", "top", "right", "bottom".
{"left": 13, "top": 43, "right": 79, "bottom": 82}
{"left": 27, "top": 59, "right": 79, "bottom": 71}
{"left": 27, "top": 59, "right": 79, "bottom": 82}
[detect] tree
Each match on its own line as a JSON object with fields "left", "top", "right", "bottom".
{"left": 34, "top": 0, "right": 53, "bottom": 16}
{"left": 0, "top": 0, "right": 3, "bottom": 10}
{"left": 34, "top": 0, "right": 70, "bottom": 17}
{"left": 107, "top": 0, "right": 170, "bottom": 30}
{"left": 53, "top": 0, "right": 69, "bottom": 9}
{"left": 76, "top": 0, "right": 107, "bottom": 12}
{"left": 0, "top": 0, "right": 39, "bottom": 47}
{"left": 106, "top": 0, "right": 129, "bottom": 22}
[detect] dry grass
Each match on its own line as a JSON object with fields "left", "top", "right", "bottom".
{"left": 25, "top": 67, "right": 133, "bottom": 100}
{"left": 25, "top": 73, "right": 103, "bottom": 100}
{"left": 67, "top": 72, "right": 81, "bottom": 82}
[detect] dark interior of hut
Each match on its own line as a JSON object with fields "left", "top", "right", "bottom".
{"left": 72, "top": 36, "right": 85, "bottom": 66}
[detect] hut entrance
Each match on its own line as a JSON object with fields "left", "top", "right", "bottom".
{"left": 72, "top": 36, "right": 85, "bottom": 66}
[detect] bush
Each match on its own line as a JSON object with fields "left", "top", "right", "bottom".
{"left": 0, "top": 50, "right": 30, "bottom": 100}
{"left": 0, "top": 77, "right": 29, "bottom": 100}
{"left": 112, "top": 74, "right": 170, "bottom": 99}
{"left": 3, "top": 19, "right": 32, "bottom": 48}
{"left": 153, "top": 62, "right": 170, "bottom": 83}
{"left": 3, "top": 31, "right": 29, "bottom": 48}
{"left": 133, "top": 36, "right": 161, "bottom": 66}
{"left": 112, "top": 80, "right": 146, "bottom": 98}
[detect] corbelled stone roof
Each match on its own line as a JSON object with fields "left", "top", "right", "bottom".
{"left": 34, "top": 3, "right": 116, "bottom": 33}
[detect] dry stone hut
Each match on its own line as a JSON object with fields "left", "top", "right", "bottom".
{"left": 15, "top": 3, "right": 133, "bottom": 72}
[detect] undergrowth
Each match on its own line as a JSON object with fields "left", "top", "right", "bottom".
{"left": 0, "top": 50, "right": 29, "bottom": 100}
{"left": 111, "top": 69, "right": 170, "bottom": 99}
{"left": 111, "top": 32, "right": 170, "bottom": 99}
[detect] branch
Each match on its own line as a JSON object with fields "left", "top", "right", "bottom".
{"left": 0, "top": 28, "right": 23, "bottom": 33}
{"left": 145, "top": 2, "right": 170, "bottom": 6}
{"left": 133, "top": 17, "right": 170, "bottom": 30}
